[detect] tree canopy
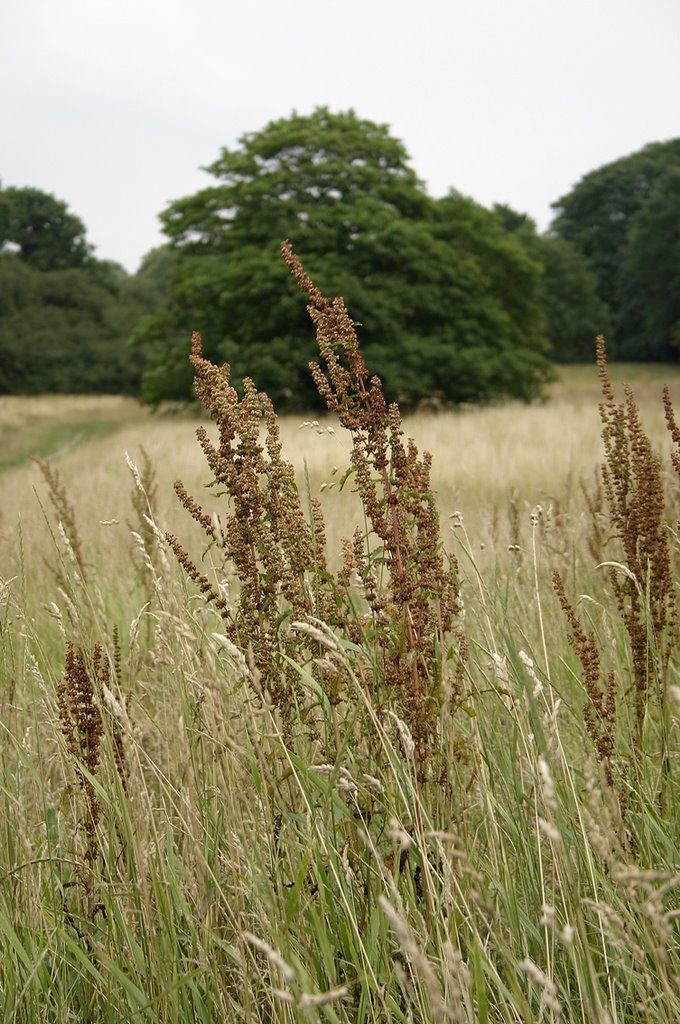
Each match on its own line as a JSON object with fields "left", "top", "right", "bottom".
{"left": 0, "top": 186, "right": 168, "bottom": 395}
{"left": 0, "top": 185, "right": 92, "bottom": 271}
{"left": 494, "top": 204, "right": 611, "bottom": 362}
{"left": 617, "top": 166, "right": 680, "bottom": 360}
{"left": 0, "top": 254, "right": 154, "bottom": 394}
{"left": 550, "top": 138, "right": 680, "bottom": 360}
{"left": 135, "top": 108, "right": 552, "bottom": 407}
{"left": 8, "top": 123, "right": 678, "bottom": 402}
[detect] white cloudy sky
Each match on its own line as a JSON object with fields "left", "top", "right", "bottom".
{"left": 2, "top": 0, "right": 678, "bottom": 272}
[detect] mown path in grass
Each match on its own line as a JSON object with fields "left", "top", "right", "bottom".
{"left": 0, "top": 395, "right": 154, "bottom": 470}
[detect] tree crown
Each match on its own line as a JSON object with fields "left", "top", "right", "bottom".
{"left": 0, "top": 185, "right": 92, "bottom": 271}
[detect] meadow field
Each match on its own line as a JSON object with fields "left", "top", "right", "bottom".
{"left": 0, "top": 352, "right": 679, "bottom": 1022}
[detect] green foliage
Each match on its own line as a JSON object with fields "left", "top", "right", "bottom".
{"left": 0, "top": 253, "right": 148, "bottom": 394}
{"left": 135, "top": 244, "right": 176, "bottom": 298}
{"left": 0, "top": 185, "right": 91, "bottom": 271}
{"left": 536, "top": 235, "right": 612, "bottom": 361}
{"left": 551, "top": 138, "right": 680, "bottom": 359}
{"left": 495, "top": 204, "right": 612, "bottom": 362}
{"left": 618, "top": 167, "right": 680, "bottom": 359}
{"left": 0, "top": 186, "right": 173, "bottom": 395}
{"left": 135, "top": 108, "right": 552, "bottom": 407}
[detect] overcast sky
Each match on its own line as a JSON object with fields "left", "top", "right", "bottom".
{"left": 2, "top": 0, "right": 678, "bottom": 273}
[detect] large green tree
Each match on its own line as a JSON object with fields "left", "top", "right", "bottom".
{"left": 617, "top": 167, "right": 680, "bottom": 360}
{"left": 135, "top": 108, "right": 551, "bottom": 407}
{"left": 494, "top": 204, "right": 611, "bottom": 362}
{"left": 550, "top": 138, "right": 680, "bottom": 359}
{"left": 0, "top": 185, "right": 167, "bottom": 394}
{"left": 0, "top": 254, "right": 149, "bottom": 394}
{"left": 0, "top": 185, "right": 91, "bottom": 271}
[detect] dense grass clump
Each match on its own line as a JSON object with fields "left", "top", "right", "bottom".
{"left": 0, "top": 248, "right": 678, "bottom": 1023}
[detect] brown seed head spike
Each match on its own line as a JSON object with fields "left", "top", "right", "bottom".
{"left": 281, "top": 240, "right": 327, "bottom": 310}
{"left": 281, "top": 241, "right": 461, "bottom": 779}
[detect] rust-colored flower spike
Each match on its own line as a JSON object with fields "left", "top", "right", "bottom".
{"left": 596, "top": 336, "right": 676, "bottom": 758}
{"left": 281, "top": 240, "right": 372, "bottom": 430}
{"left": 35, "top": 458, "right": 88, "bottom": 581}
{"left": 168, "top": 330, "right": 334, "bottom": 707}
{"left": 282, "top": 241, "right": 461, "bottom": 778}
{"left": 170, "top": 248, "right": 462, "bottom": 776}
{"left": 552, "top": 571, "right": 617, "bottom": 790}
{"left": 663, "top": 385, "right": 680, "bottom": 517}
{"left": 57, "top": 643, "right": 105, "bottom": 859}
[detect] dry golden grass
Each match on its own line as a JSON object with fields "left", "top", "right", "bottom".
{"left": 0, "top": 393, "right": 144, "bottom": 429}
{"left": 2, "top": 364, "right": 678, "bottom": 589}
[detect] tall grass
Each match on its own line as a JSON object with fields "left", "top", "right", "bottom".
{"left": 0, "top": 251, "right": 678, "bottom": 1023}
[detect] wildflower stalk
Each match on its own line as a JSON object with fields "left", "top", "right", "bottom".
{"left": 168, "top": 244, "right": 461, "bottom": 779}
{"left": 596, "top": 335, "right": 676, "bottom": 765}
{"left": 282, "top": 241, "right": 461, "bottom": 776}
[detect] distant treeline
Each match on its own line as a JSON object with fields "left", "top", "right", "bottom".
{"left": 1, "top": 112, "right": 678, "bottom": 406}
